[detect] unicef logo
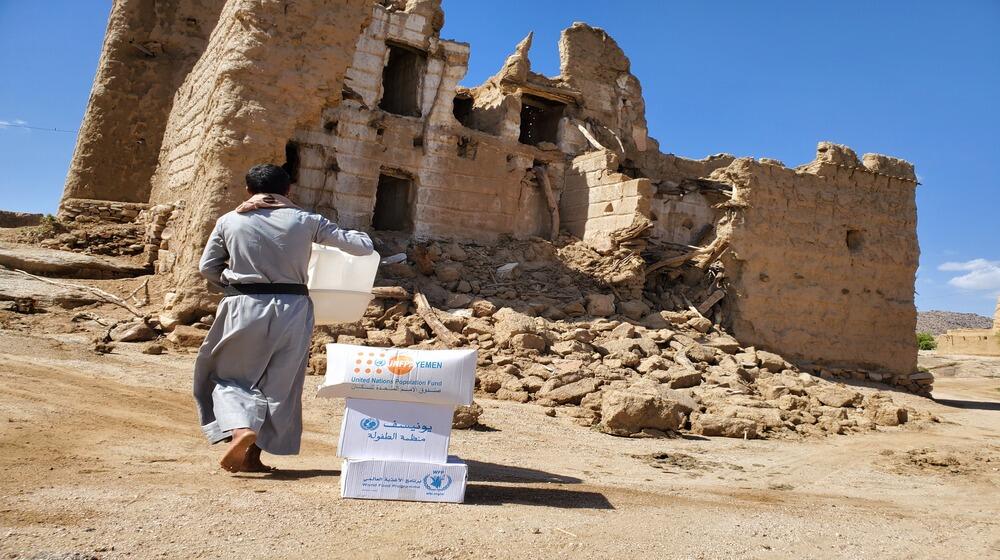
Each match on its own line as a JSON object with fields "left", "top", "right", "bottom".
{"left": 422, "top": 472, "right": 453, "bottom": 492}
{"left": 360, "top": 417, "right": 379, "bottom": 431}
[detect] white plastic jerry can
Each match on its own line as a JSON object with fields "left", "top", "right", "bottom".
{"left": 306, "top": 243, "right": 381, "bottom": 325}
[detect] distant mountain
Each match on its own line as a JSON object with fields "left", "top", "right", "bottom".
{"left": 916, "top": 310, "right": 993, "bottom": 335}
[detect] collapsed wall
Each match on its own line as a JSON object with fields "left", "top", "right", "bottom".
{"left": 60, "top": 0, "right": 225, "bottom": 207}
{"left": 285, "top": 2, "right": 565, "bottom": 242}
{"left": 716, "top": 143, "right": 922, "bottom": 388}
{"left": 147, "top": 0, "right": 372, "bottom": 325}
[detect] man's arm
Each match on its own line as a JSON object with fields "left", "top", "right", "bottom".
{"left": 313, "top": 215, "right": 374, "bottom": 256}
{"left": 199, "top": 219, "right": 229, "bottom": 288}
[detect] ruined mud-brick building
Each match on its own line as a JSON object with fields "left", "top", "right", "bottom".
{"left": 935, "top": 297, "right": 1000, "bottom": 356}
{"left": 59, "top": 0, "right": 923, "bottom": 390}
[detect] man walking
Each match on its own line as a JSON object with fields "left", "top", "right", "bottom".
{"left": 193, "top": 164, "right": 373, "bottom": 472}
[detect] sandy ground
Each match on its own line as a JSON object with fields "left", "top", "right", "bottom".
{"left": 1, "top": 314, "right": 999, "bottom": 559}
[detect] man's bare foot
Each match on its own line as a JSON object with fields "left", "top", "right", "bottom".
{"left": 241, "top": 444, "right": 275, "bottom": 473}
{"left": 220, "top": 429, "right": 256, "bottom": 473}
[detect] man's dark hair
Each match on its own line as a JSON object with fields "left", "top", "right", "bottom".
{"left": 245, "top": 164, "right": 291, "bottom": 195}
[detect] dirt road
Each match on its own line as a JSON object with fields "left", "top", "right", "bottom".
{"left": 1, "top": 329, "right": 998, "bottom": 559}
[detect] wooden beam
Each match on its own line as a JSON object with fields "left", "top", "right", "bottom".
{"left": 413, "top": 291, "right": 462, "bottom": 347}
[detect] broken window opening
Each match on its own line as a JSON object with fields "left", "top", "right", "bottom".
{"left": 378, "top": 43, "right": 426, "bottom": 117}
{"left": 518, "top": 94, "right": 564, "bottom": 146}
{"left": 282, "top": 141, "right": 300, "bottom": 183}
{"left": 373, "top": 173, "right": 414, "bottom": 231}
{"left": 453, "top": 93, "right": 474, "bottom": 127}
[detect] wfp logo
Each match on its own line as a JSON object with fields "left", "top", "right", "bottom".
{"left": 360, "top": 417, "right": 379, "bottom": 431}
{"left": 422, "top": 472, "right": 452, "bottom": 492}
{"left": 387, "top": 355, "right": 414, "bottom": 376}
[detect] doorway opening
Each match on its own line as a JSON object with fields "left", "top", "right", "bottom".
{"left": 373, "top": 173, "right": 414, "bottom": 231}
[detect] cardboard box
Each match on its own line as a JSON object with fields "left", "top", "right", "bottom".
{"left": 340, "top": 457, "right": 468, "bottom": 503}
{"left": 318, "top": 344, "right": 476, "bottom": 406}
{"left": 338, "top": 398, "right": 453, "bottom": 462}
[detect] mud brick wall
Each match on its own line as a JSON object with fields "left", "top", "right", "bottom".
{"left": 147, "top": 0, "right": 371, "bottom": 323}
{"left": 61, "top": 0, "right": 224, "bottom": 206}
{"left": 562, "top": 150, "right": 651, "bottom": 245}
{"left": 289, "top": 2, "right": 563, "bottom": 242}
{"left": 936, "top": 298, "right": 1000, "bottom": 356}
{"left": 718, "top": 143, "right": 920, "bottom": 383}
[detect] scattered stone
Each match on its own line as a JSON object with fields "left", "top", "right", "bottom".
{"left": 496, "top": 262, "right": 521, "bottom": 280}
{"left": 868, "top": 403, "right": 908, "bottom": 426}
{"left": 618, "top": 299, "right": 650, "bottom": 321}
{"left": 690, "top": 413, "right": 759, "bottom": 439}
{"left": 142, "top": 343, "right": 166, "bottom": 355}
{"left": 167, "top": 325, "right": 208, "bottom": 348}
{"left": 686, "top": 316, "right": 712, "bottom": 333}
{"left": 598, "top": 385, "right": 695, "bottom": 436}
{"left": 110, "top": 320, "right": 158, "bottom": 342}
{"left": 471, "top": 299, "right": 497, "bottom": 317}
{"left": 445, "top": 293, "right": 473, "bottom": 309}
{"left": 757, "top": 350, "right": 788, "bottom": 372}
{"left": 537, "top": 377, "right": 601, "bottom": 405}
{"left": 452, "top": 402, "right": 483, "bottom": 429}
{"left": 510, "top": 333, "right": 546, "bottom": 352}
{"left": 812, "top": 386, "right": 862, "bottom": 408}
{"left": 585, "top": 294, "right": 615, "bottom": 317}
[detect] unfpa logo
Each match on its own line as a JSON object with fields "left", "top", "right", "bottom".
{"left": 387, "top": 355, "right": 414, "bottom": 376}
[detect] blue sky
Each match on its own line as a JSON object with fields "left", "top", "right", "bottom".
{"left": 0, "top": 1, "right": 997, "bottom": 315}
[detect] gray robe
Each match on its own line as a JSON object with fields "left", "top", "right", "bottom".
{"left": 193, "top": 206, "right": 373, "bottom": 455}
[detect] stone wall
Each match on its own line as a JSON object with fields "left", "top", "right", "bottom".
{"left": 717, "top": 143, "right": 920, "bottom": 385}
{"left": 147, "top": 0, "right": 372, "bottom": 325}
{"left": 59, "top": 198, "right": 149, "bottom": 224}
{"left": 61, "top": 0, "right": 224, "bottom": 205}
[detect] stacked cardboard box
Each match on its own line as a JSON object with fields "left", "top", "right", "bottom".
{"left": 319, "top": 344, "right": 477, "bottom": 503}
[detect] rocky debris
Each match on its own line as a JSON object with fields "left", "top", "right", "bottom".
{"left": 110, "top": 320, "right": 158, "bottom": 342}
{"left": 167, "top": 325, "right": 208, "bottom": 348}
{"left": 93, "top": 339, "right": 115, "bottom": 354}
{"left": 599, "top": 384, "right": 695, "bottom": 436}
{"left": 690, "top": 413, "right": 759, "bottom": 439}
{"left": 120, "top": 233, "right": 926, "bottom": 441}
{"left": 142, "top": 343, "right": 167, "bottom": 355}
{"left": 452, "top": 402, "right": 483, "bottom": 429}
{"left": 0, "top": 243, "right": 148, "bottom": 279}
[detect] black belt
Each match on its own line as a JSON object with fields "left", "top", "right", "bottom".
{"left": 222, "top": 283, "right": 309, "bottom": 297}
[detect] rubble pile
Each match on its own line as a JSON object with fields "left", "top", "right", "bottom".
{"left": 304, "top": 236, "right": 929, "bottom": 439}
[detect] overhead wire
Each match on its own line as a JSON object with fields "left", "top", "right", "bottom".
{"left": 0, "top": 123, "right": 77, "bottom": 133}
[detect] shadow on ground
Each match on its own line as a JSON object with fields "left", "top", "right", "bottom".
{"left": 465, "top": 459, "right": 581, "bottom": 484}
{"left": 465, "top": 483, "right": 614, "bottom": 509}
{"left": 934, "top": 398, "right": 1000, "bottom": 411}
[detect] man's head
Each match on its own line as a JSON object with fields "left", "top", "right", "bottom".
{"left": 245, "top": 164, "right": 291, "bottom": 196}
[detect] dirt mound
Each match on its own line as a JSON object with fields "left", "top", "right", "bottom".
{"left": 917, "top": 310, "right": 993, "bottom": 335}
